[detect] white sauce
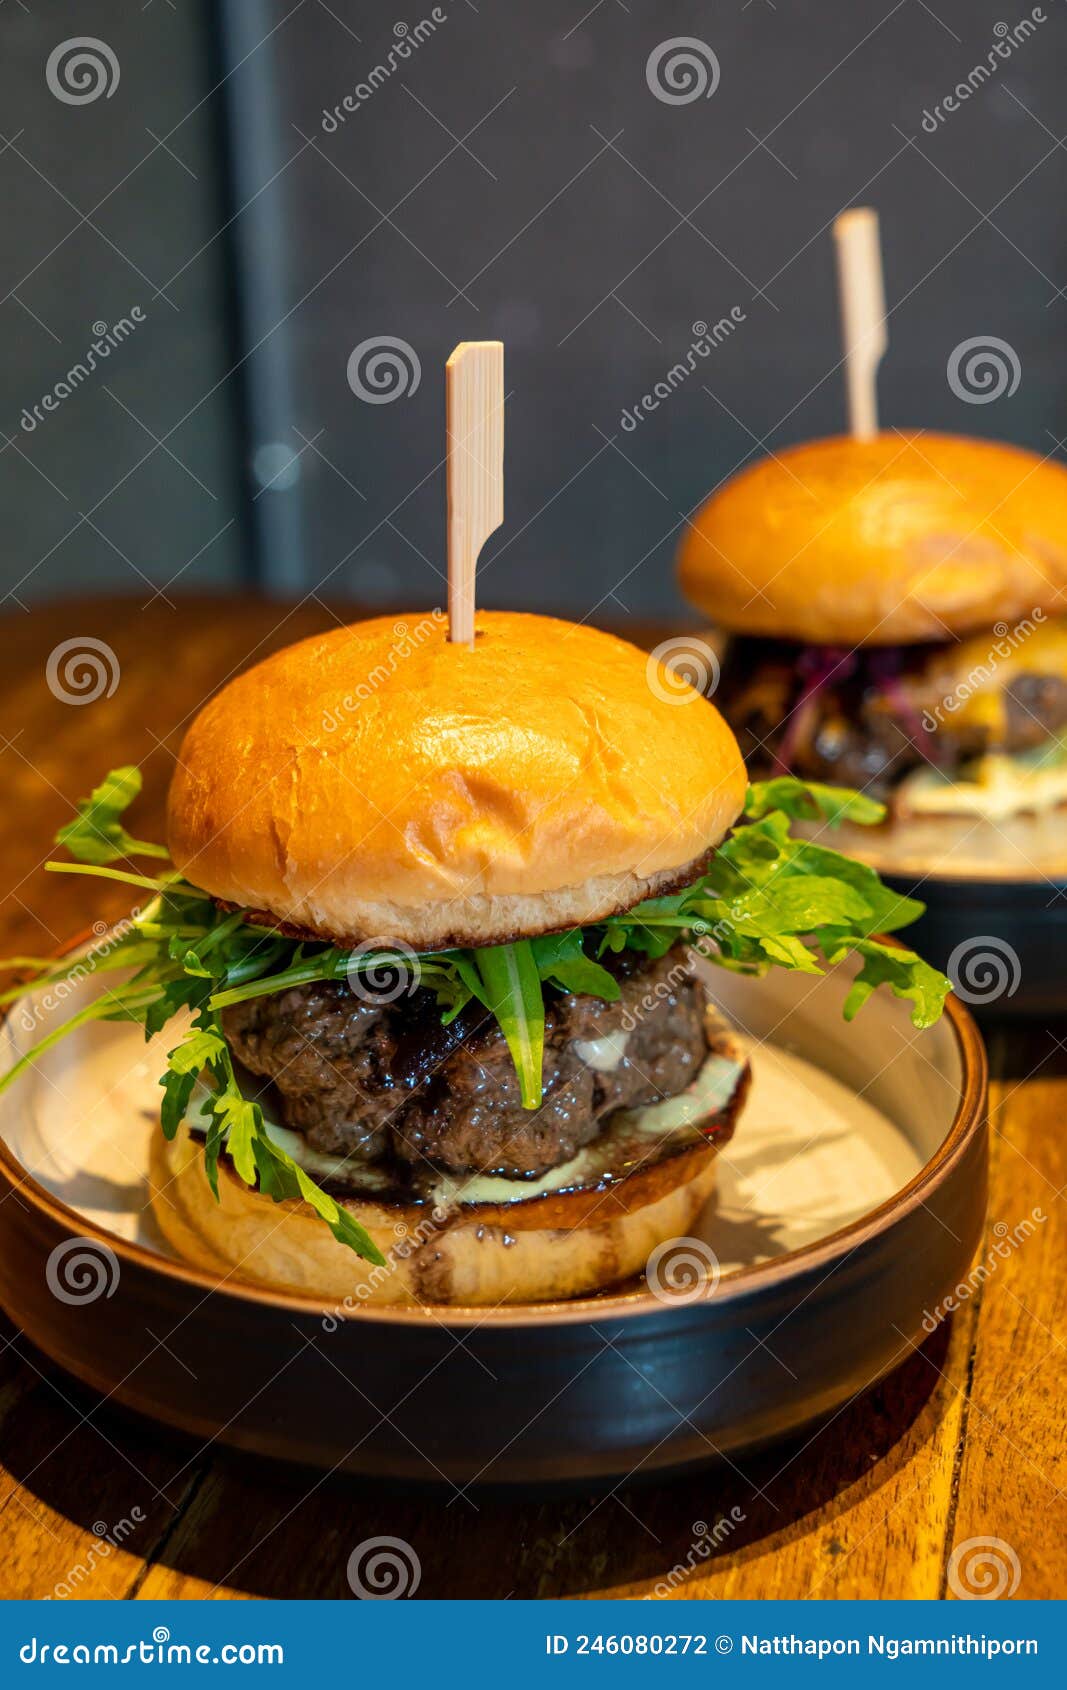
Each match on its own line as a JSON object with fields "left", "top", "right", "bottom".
{"left": 572, "top": 1030, "right": 630, "bottom": 1071}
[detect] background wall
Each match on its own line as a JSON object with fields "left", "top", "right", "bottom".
{"left": 0, "top": 0, "right": 247, "bottom": 608}
{"left": 2, "top": 0, "right": 1066, "bottom": 619}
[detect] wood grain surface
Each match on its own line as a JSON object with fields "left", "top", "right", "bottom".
{"left": 0, "top": 597, "right": 1063, "bottom": 1601}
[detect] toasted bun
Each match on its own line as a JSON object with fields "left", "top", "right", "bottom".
{"left": 678, "top": 433, "right": 1067, "bottom": 646}
{"left": 149, "top": 1119, "right": 724, "bottom": 1307}
{"left": 166, "top": 611, "right": 746, "bottom": 949}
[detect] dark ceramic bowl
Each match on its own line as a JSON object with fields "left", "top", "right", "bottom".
{"left": 0, "top": 953, "right": 987, "bottom": 1487}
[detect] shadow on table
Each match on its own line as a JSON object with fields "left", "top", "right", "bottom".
{"left": 983, "top": 1020, "right": 1067, "bottom": 1084}
{"left": 4, "top": 1316, "right": 951, "bottom": 1598}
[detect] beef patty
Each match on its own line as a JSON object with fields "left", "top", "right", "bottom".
{"left": 221, "top": 945, "right": 714, "bottom": 1180}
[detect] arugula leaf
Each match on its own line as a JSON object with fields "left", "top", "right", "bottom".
{"left": 599, "top": 899, "right": 681, "bottom": 959}
{"left": 784, "top": 840, "right": 925, "bottom": 935}
{"left": 54, "top": 766, "right": 169, "bottom": 864}
{"left": 530, "top": 930, "right": 621, "bottom": 1001}
{"left": 162, "top": 1016, "right": 385, "bottom": 1263}
{"left": 745, "top": 776, "right": 886, "bottom": 829}
{"left": 210, "top": 1089, "right": 260, "bottom": 1186}
{"left": 719, "top": 872, "right": 873, "bottom": 937}
{"left": 826, "top": 936, "right": 951, "bottom": 1028}
{"left": 160, "top": 1065, "right": 198, "bottom": 1141}
{"left": 429, "top": 953, "right": 480, "bottom": 1025}
{"left": 144, "top": 976, "right": 213, "bottom": 1037}
{"left": 597, "top": 801, "right": 941, "bottom": 1025}
{"left": 251, "top": 1134, "right": 384, "bottom": 1260}
{"left": 471, "top": 941, "right": 545, "bottom": 1110}
{"left": 164, "top": 1025, "right": 226, "bottom": 1073}
{"left": 709, "top": 814, "right": 924, "bottom": 937}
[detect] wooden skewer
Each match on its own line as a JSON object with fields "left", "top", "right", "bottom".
{"left": 832, "top": 208, "right": 887, "bottom": 440}
{"left": 446, "top": 341, "right": 504, "bottom": 646}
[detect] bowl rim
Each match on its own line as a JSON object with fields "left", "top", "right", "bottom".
{"left": 0, "top": 931, "right": 988, "bottom": 1331}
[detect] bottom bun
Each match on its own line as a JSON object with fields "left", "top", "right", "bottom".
{"left": 147, "top": 1027, "right": 748, "bottom": 1308}
{"left": 149, "top": 1125, "right": 721, "bottom": 1308}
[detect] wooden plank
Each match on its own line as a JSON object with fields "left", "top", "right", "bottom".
{"left": 943, "top": 1032, "right": 1067, "bottom": 1600}
{"left": 0, "top": 1322, "right": 208, "bottom": 1599}
{"left": 0, "top": 599, "right": 335, "bottom": 1601}
{"left": 593, "top": 1313, "right": 978, "bottom": 1599}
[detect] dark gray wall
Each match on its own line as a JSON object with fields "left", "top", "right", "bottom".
{"left": 234, "top": 0, "right": 1067, "bottom": 619}
{"left": 0, "top": 0, "right": 245, "bottom": 606}
{"left": 4, "top": 1, "right": 1067, "bottom": 620}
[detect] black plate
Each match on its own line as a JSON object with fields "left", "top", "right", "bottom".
{"left": 0, "top": 955, "right": 987, "bottom": 1488}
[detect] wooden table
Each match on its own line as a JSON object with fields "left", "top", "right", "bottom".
{"left": 1, "top": 597, "right": 1064, "bottom": 1600}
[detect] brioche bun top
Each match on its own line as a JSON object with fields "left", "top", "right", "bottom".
{"left": 677, "top": 432, "right": 1067, "bottom": 646}
{"left": 166, "top": 610, "right": 746, "bottom": 950}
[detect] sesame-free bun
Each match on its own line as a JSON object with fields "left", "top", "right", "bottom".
{"left": 149, "top": 1117, "right": 723, "bottom": 1307}
{"left": 166, "top": 610, "right": 746, "bottom": 949}
{"left": 678, "top": 433, "right": 1067, "bottom": 647}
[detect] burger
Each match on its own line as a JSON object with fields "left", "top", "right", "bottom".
{"left": 678, "top": 432, "right": 1067, "bottom": 859}
{"left": 1, "top": 611, "right": 949, "bottom": 1307}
